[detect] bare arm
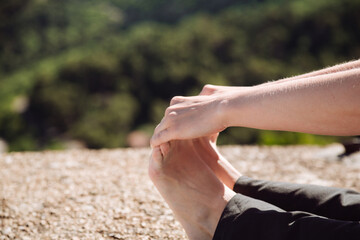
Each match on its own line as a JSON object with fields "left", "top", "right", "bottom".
{"left": 263, "top": 59, "right": 360, "bottom": 85}
{"left": 226, "top": 68, "right": 360, "bottom": 136}
{"left": 151, "top": 61, "right": 360, "bottom": 147}
{"left": 197, "top": 59, "right": 360, "bottom": 95}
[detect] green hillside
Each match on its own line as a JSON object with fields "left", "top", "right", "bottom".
{"left": 1, "top": 0, "right": 359, "bottom": 151}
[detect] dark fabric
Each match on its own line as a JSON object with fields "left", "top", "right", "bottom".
{"left": 213, "top": 177, "right": 360, "bottom": 240}
{"left": 233, "top": 176, "right": 360, "bottom": 221}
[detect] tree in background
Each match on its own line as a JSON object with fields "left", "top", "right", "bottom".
{"left": 0, "top": 0, "right": 359, "bottom": 151}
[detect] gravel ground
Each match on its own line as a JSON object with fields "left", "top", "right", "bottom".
{"left": 1, "top": 144, "right": 360, "bottom": 240}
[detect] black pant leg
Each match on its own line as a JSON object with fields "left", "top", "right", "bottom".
{"left": 233, "top": 176, "right": 360, "bottom": 221}
{"left": 213, "top": 194, "right": 360, "bottom": 240}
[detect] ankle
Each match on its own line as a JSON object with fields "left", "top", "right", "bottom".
{"left": 196, "top": 187, "right": 235, "bottom": 237}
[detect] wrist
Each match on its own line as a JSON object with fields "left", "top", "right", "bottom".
{"left": 218, "top": 86, "right": 259, "bottom": 128}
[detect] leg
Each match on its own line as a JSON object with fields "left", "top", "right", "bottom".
{"left": 149, "top": 140, "right": 235, "bottom": 240}
{"left": 213, "top": 193, "right": 360, "bottom": 240}
{"left": 190, "top": 136, "right": 360, "bottom": 221}
{"left": 233, "top": 176, "right": 360, "bottom": 222}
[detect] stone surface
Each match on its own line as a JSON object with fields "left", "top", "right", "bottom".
{"left": 0, "top": 144, "right": 359, "bottom": 239}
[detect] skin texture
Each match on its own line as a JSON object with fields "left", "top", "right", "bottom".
{"left": 158, "top": 134, "right": 241, "bottom": 189}
{"left": 151, "top": 59, "right": 360, "bottom": 147}
{"left": 191, "top": 136, "right": 241, "bottom": 189}
{"left": 149, "top": 140, "right": 236, "bottom": 240}
{"left": 267, "top": 59, "right": 360, "bottom": 84}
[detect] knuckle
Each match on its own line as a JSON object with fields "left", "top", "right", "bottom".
{"left": 168, "top": 111, "right": 178, "bottom": 117}
{"left": 201, "top": 84, "right": 215, "bottom": 95}
{"left": 167, "top": 112, "right": 179, "bottom": 122}
{"left": 170, "top": 96, "right": 184, "bottom": 105}
{"left": 204, "top": 84, "right": 214, "bottom": 90}
{"left": 165, "top": 105, "right": 177, "bottom": 115}
{"left": 165, "top": 106, "right": 173, "bottom": 115}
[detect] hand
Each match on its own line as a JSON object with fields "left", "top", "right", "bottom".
{"left": 150, "top": 85, "right": 246, "bottom": 147}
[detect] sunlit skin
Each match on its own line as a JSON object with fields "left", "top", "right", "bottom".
{"left": 151, "top": 59, "right": 360, "bottom": 148}
{"left": 149, "top": 139, "right": 236, "bottom": 240}
{"left": 190, "top": 135, "right": 241, "bottom": 190}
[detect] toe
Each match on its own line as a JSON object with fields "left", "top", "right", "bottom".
{"left": 160, "top": 142, "right": 171, "bottom": 157}
{"left": 149, "top": 147, "right": 164, "bottom": 180}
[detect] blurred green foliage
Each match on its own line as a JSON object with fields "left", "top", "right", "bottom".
{"left": 0, "top": 0, "right": 359, "bottom": 151}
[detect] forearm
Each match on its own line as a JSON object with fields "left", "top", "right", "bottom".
{"left": 225, "top": 68, "right": 360, "bottom": 136}
{"left": 263, "top": 59, "right": 360, "bottom": 86}
{"left": 150, "top": 60, "right": 360, "bottom": 147}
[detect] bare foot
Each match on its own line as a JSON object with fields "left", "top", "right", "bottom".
{"left": 191, "top": 136, "right": 241, "bottom": 190}
{"left": 149, "top": 140, "right": 235, "bottom": 240}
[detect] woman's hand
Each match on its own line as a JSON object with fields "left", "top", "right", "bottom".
{"left": 150, "top": 85, "right": 246, "bottom": 148}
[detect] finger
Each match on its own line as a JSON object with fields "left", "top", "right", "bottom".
{"left": 150, "top": 128, "right": 174, "bottom": 148}
{"left": 169, "top": 95, "right": 205, "bottom": 110}
{"left": 164, "top": 106, "right": 178, "bottom": 117}
{"left": 199, "top": 84, "right": 216, "bottom": 96}
{"left": 153, "top": 117, "right": 169, "bottom": 137}
{"left": 151, "top": 146, "right": 163, "bottom": 166}
{"left": 170, "top": 96, "right": 186, "bottom": 106}
{"left": 152, "top": 111, "right": 179, "bottom": 148}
